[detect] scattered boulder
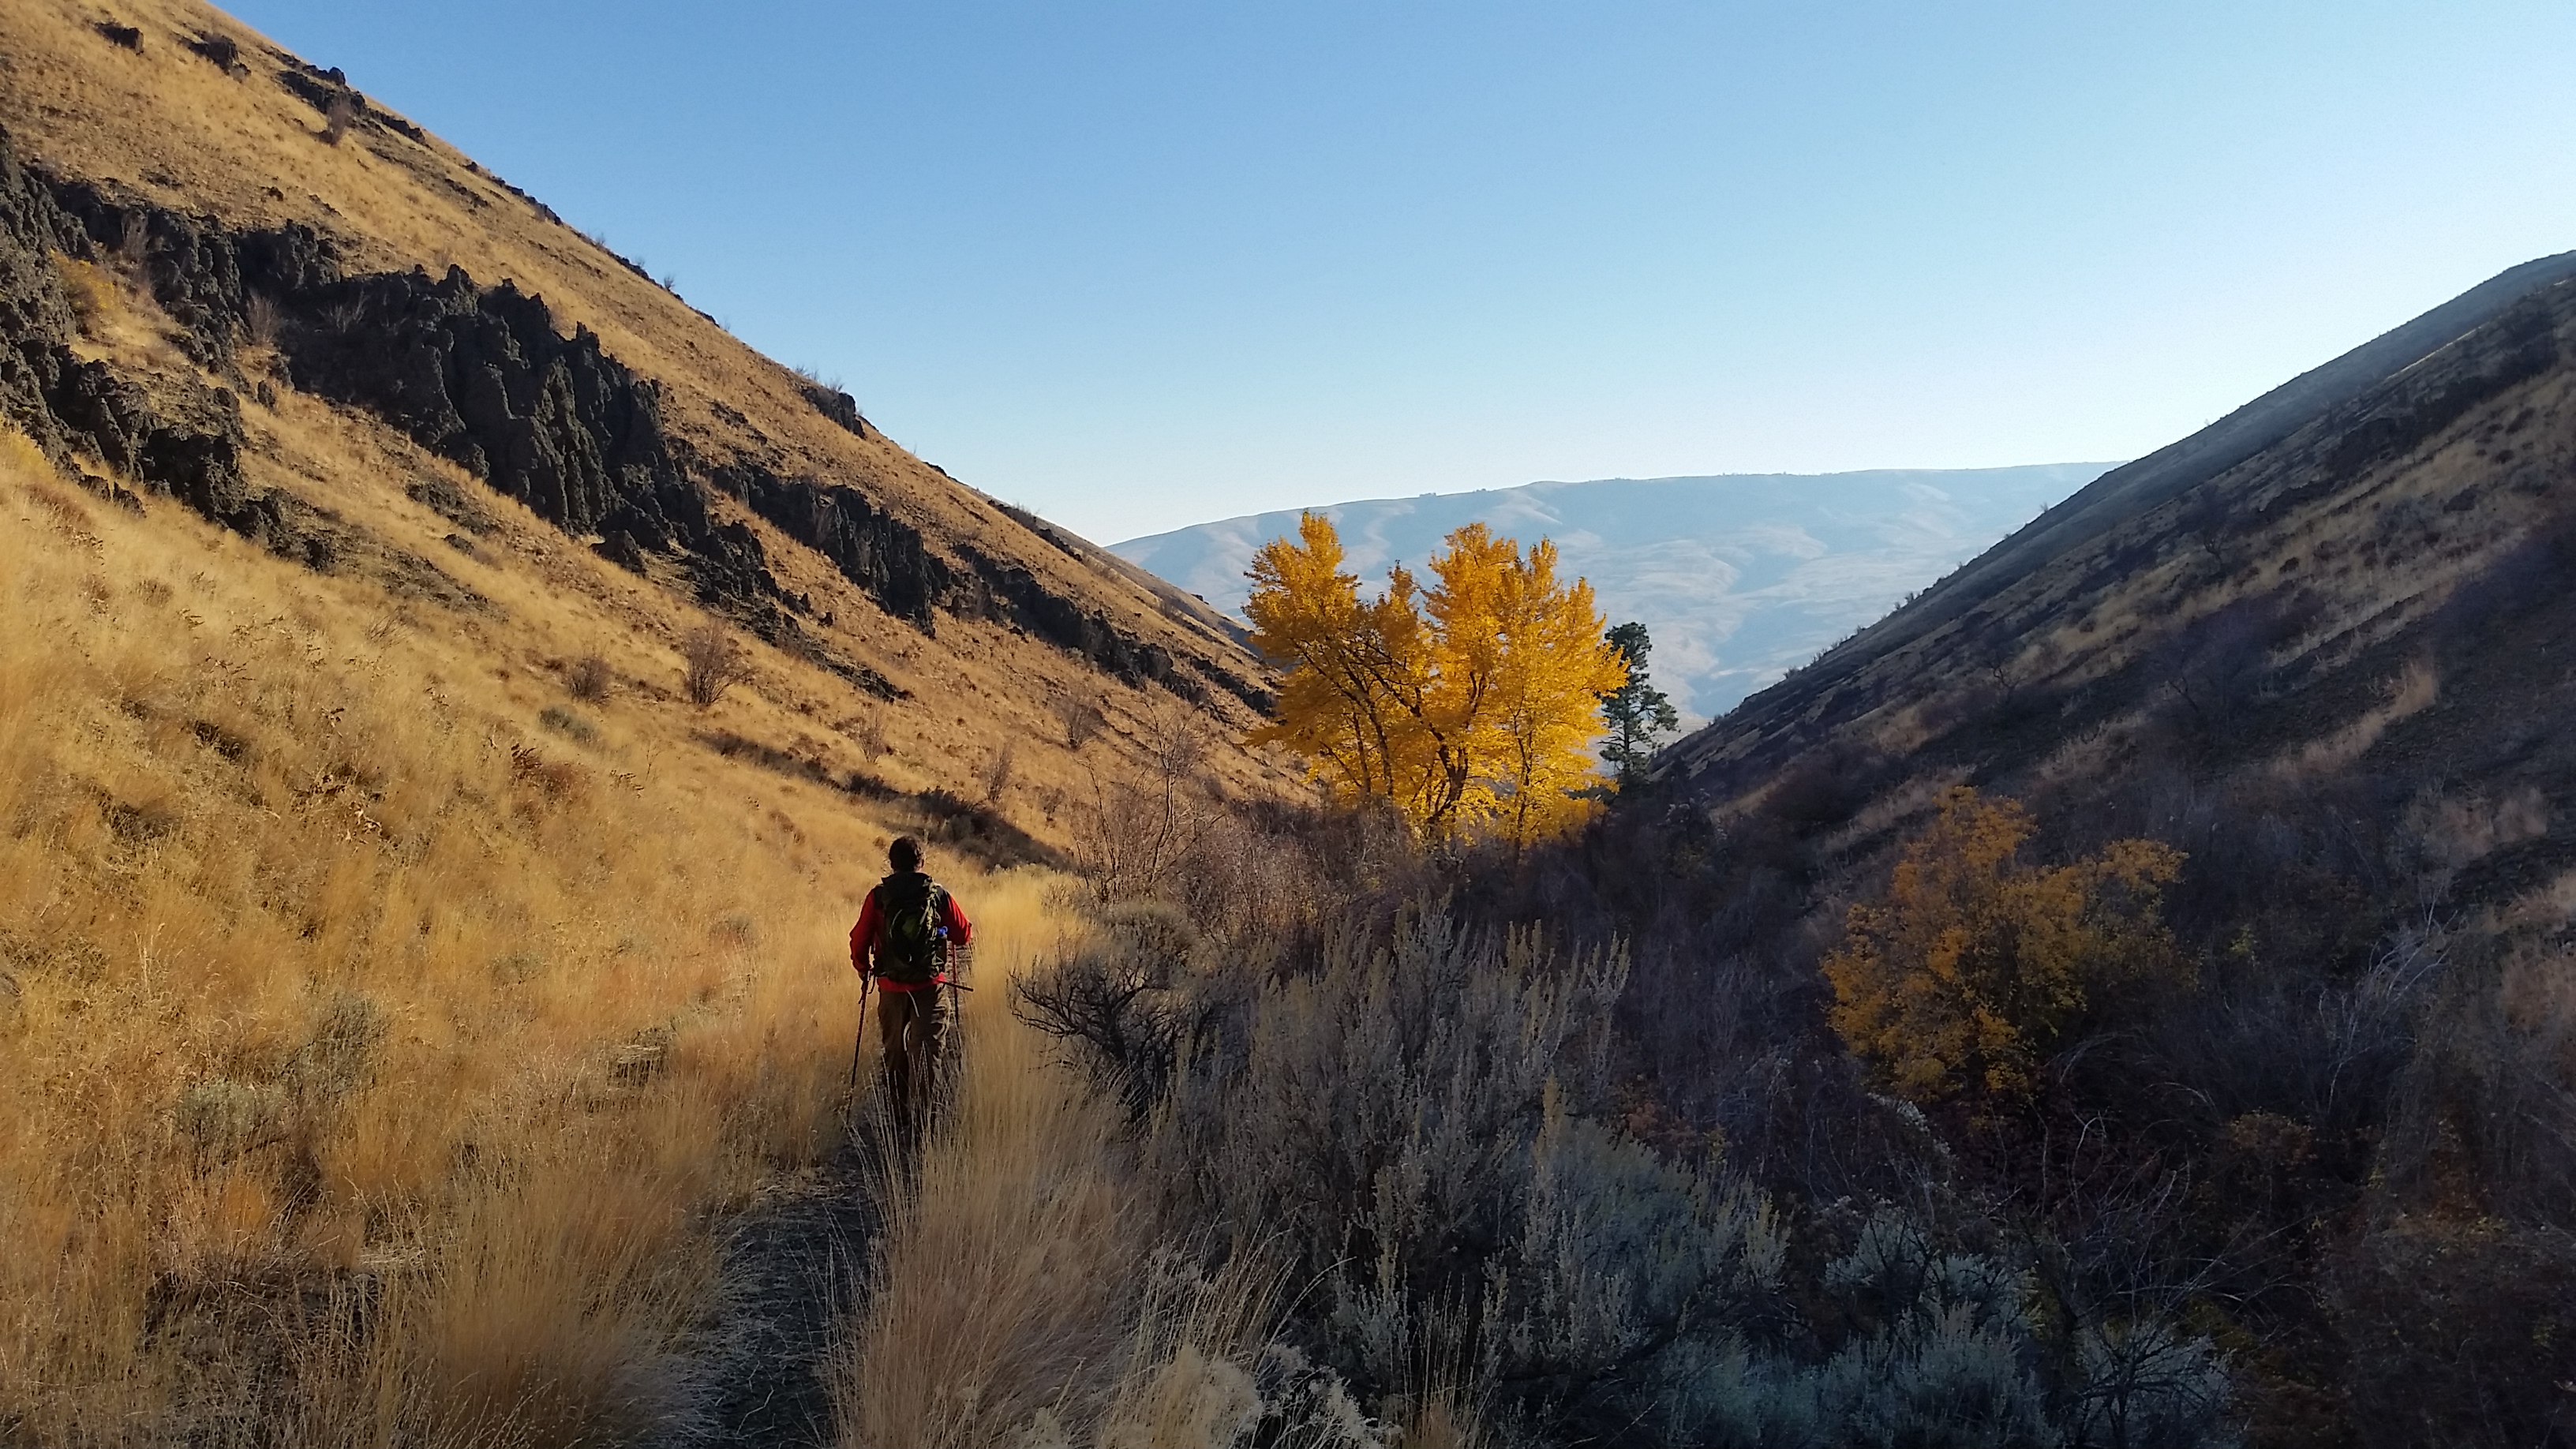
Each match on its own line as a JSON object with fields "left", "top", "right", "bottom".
{"left": 797, "top": 380, "right": 870, "bottom": 439}
{"left": 186, "top": 32, "right": 243, "bottom": 74}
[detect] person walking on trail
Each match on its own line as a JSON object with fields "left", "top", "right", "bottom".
{"left": 849, "top": 835, "right": 972, "bottom": 1125}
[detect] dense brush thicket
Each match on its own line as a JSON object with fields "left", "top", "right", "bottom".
{"left": 1477, "top": 754, "right": 2576, "bottom": 1447}
{"left": 1016, "top": 804, "right": 2237, "bottom": 1448}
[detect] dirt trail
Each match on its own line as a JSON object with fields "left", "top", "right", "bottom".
{"left": 684, "top": 1125, "right": 884, "bottom": 1449}
{"left": 688, "top": 937, "right": 1012, "bottom": 1446}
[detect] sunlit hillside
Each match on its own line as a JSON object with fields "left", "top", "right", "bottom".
{"left": 0, "top": 0, "right": 1282, "bottom": 814}
{"left": 0, "top": 1, "right": 1300, "bottom": 1442}
{"left": 0, "top": 428, "right": 1090, "bottom": 1438}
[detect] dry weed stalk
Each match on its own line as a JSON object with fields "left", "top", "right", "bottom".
{"left": 241, "top": 290, "right": 283, "bottom": 350}
{"left": 981, "top": 739, "right": 1017, "bottom": 804}
{"left": 322, "top": 92, "right": 357, "bottom": 146}
{"left": 1053, "top": 688, "right": 1106, "bottom": 749}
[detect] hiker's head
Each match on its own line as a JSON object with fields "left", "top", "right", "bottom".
{"left": 888, "top": 836, "right": 923, "bottom": 874}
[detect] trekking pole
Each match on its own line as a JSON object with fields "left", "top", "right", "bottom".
{"left": 848, "top": 971, "right": 874, "bottom": 1093}
{"left": 946, "top": 944, "right": 970, "bottom": 1084}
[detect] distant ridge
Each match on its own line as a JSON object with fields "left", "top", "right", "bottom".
{"left": 1116, "top": 463, "right": 2117, "bottom": 719}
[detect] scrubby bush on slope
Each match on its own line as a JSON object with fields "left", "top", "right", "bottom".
{"left": 1016, "top": 862, "right": 2238, "bottom": 1447}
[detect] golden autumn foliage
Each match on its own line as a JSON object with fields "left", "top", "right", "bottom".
{"left": 1825, "top": 787, "right": 2188, "bottom": 1107}
{"left": 1244, "top": 513, "right": 1626, "bottom": 847}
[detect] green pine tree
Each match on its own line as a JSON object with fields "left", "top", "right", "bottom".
{"left": 1600, "top": 621, "right": 1680, "bottom": 788}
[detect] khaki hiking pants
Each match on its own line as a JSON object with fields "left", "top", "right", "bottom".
{"left": 876, "top": 986, "right": 945, "bottom": 1122}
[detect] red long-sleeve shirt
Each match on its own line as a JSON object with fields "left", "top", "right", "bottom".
{"left": 848, "top": 878, "right": 973, "bottom": 990}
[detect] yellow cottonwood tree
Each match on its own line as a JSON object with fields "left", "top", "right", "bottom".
{"left": 1824, "top": 787, "right": 2188, "bottom": 1109}
{"left": 1241, "top": 513, "right": 1419, "bottom": 799}
{"left": 1245, "top": 514, "right": 1625, "bottom": 846}
{"left": 1487, "top": 539, "right": 1628, "bottom": 849}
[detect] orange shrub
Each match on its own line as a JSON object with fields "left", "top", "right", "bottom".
{"left": 1825, "top": 786, "right": 2187, "bottom": 1107}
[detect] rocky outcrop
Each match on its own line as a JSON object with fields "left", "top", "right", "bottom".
{"left": 714, "top": 459, "right": 1264, "bottom": 702}
{"left": 0, "top": 122, "right": 1239, "bottom": 703}
{"left": 281, "top": 271, "right": 702, "bottom": 547}
{"left": 953, "top": 541, "right": 1184, "bottom": 694}
{"left": 713, "top": 462, "right": 945, "bottom": 623}
{"left": 0, "top": 132, "right": 281, "bottom": 547}
{"left": 796, "top": 381, "right": 870, "bottom": 440}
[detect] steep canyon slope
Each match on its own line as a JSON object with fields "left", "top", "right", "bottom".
{"left": 1455, "top": 255, "right": 2576, "bottom": 1446}
{"left": 1667, "top": 248, "right": 2576, "bottom": 901}
{"left": 0, "top": 0, "right": 1278, "bottom": 814}
{"left": 0, "top": 5, "right": 1288, "bottom": 1440}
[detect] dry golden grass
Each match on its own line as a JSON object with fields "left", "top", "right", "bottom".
{"left": 828, "top": 936, "right": 1295, "bottom": 1449}
{"left": 0, "top": 9, "right": 1318, "bottom": 1441}
{"left": 0, "top": 0, "right": 1279, "bottom": 803}
{"left": 827, "top": 897, "right": 1448, "bottom": 1449}
{"left": 0, "top": 426, "right": 1080, "bottom": 1444}
{"left": 831, "top": 891, "right": 1541, "bottom": 1449}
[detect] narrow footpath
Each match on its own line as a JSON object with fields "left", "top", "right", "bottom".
{"left": 686, "top": 1124, "right": 885, "bottom": 1449}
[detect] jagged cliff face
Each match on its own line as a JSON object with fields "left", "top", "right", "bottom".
{"left": 0, "top": 0, "right": 1274, "bottom": 807}
{"left": 1661, "top": 251, "right": 2576, "bottom": 919}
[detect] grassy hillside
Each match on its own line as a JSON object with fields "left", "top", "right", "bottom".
{"left": 0, "top": 0, "right": 1279, "bottom": 809}
{"left": 0, "top": 429, "right": 1085, "bottom": 1439}
{"left": 0, "top": 2, "right": 1306, "bottom": 1442}
{"left": 1664, "top": 249, "right": 2576, "bottom": 809}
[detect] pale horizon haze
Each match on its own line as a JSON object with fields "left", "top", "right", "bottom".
{"left": 221, "top": 1, "right": 2576, "bottom": 543}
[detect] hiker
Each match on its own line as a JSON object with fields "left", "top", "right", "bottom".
{"left": 849, "top": 835, "right": 973, "bottom": 1125}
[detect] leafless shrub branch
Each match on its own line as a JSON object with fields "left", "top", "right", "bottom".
{"left": 837, "top": 711, "right": 889, "bottom": 761}
{"left": 566, "top": 653, "right": 612, "bottom": 702}
{"left": 1053, "top": 689, "right": 1106, "bottom": 749}
{"left": 678, "top": 626, "right": 753, "bottom": 709}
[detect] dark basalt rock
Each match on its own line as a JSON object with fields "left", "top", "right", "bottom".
{"left": 280, "top": 268, "right": 698, "bottom": 541}
{"left": 797, "top": 382, "right": 870, "bottom": 439}
{"left": 404, "top": 473, "right": 496, "bottom": 537}
{"left": 716, "top": 459, "right": 1232, "bottom": 697}
{"left": 953, "top": 541, "right": 1183, "bottom": 692}
{"left": 0, "top": 131, "right": 360, "bottom": 571}
{"left": 0, "top": 123, "right": 1228, "bottom": 702}
{"left": 714, "top": 462, "right": 947, "bottom": 624}
{"left": 187, "top": 33, "right": 243, "bottom": 74}
{"left": 48, "top": 177, "right": 337, "bottom": 373}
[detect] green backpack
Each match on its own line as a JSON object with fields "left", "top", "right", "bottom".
{"left": 875, "top": 873, "right": 949, "bottom": 986}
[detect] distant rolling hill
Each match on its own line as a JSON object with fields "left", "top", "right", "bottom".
{"left": 1114, "top": 463, "right": 2117, "bottom": 720}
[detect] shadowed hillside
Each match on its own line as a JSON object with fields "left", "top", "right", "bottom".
{"left": 1665, "top": 249, "right": 2576, "bottom": 817}
{"left": 1514, "top": 252, "right": 2576, "bottom": 1444}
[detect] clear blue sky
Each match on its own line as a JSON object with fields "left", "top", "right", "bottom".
{"left": 227, "top": 1, "right": 2576, "bottom": 544}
